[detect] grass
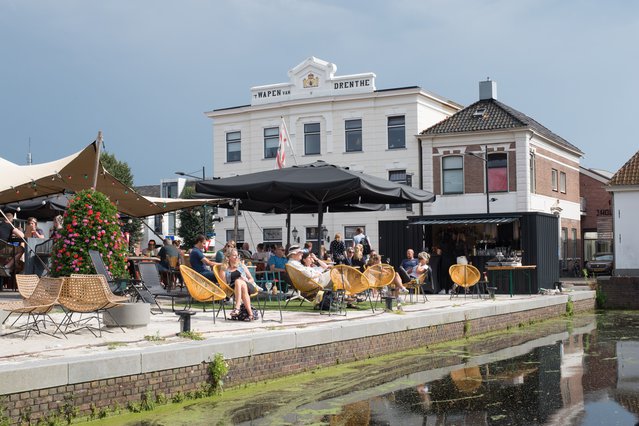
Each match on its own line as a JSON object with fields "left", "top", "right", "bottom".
{"left": 173, "top": 299, "right": 319, "bottom": 313}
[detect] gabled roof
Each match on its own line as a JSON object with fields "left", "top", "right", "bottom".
{"left": 609, "top": 150, "right": 639, "bottom": 185}
{"left": 420, "top": 98, "right": 583, "bottom": 154}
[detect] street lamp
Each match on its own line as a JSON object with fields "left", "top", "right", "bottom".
{"left": 291, "top": 227, "right": 300, "bottom": 243}
{"left": 466, "top": 145, "right": 492, "bottom": 214}
{"left": 321, "top": 225, "right": 330, "bottom": 243}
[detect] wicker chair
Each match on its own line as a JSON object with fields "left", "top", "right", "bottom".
{"left": 284, "top": 264, "right": 323, "bottom": 307}
{"left": 363, "top": 264, "right": 397, "bottom": 311}
{"left": 16, "top": 274, "right": 40, "bottom": 299}
{"left": 449, "top": 264, "right": 481, "bottom": 299}
{"left": 179, "top": 265, "right": 228, "bottom": 323}
{"left": 212, "top": 264, "right": 260, "bottom": 299}
{"left": 404, "top": 272, "right": 429, "bottom": 303}
{"left": 330, "top": 265, "right": 374, "bottom": 313}
{"left": 0, "top": 276, "right": 65, "bottom": 339}
{"left": 59, "top": 274, "right": 127, "bottom": 336}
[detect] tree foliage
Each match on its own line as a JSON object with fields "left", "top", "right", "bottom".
{"left": 177, "top": 185, "right": 204, "bottom": 250}
{"left": 50, "top": 189, "right": 128, "bottom": 277}
{"left": 100, "top": 152, "right": 142, "bottom": 249}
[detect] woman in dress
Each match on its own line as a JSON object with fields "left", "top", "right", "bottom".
{"left": 222, "top": 247, "right": 258, "bottom": 320}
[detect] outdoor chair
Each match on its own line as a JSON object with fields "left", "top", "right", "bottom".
{"left": 16, "top": 274, "right": 40, "bottom": 299}
{"left": 330, "top": 265, "right": 374, "bottom": 314}
{"left": 59, "top": 274, "right": 127, "bottom": 337}
{"left": 284, "top": 264, "right": 323, "bottom": 308}
{"left": 363, "top": 264, "right": 397, "bottom": 311}
{"left": 166, "top": 255, "right": 182, "bottom": 289}
{"left": 404, "top": 272, "right": 429, "bottom": 303}
{"left": 136, "top": 261, "right": 189, "bottom": 314}
{"left": 449, "top": 264, "right": 481, "bottom": 299}
{"left": 89, "top": 250, "right": 137, "bottom": 297}
{"left": 0, "top": 276, "right": 65, "bottom": 339}
{"left": 179, "top": 265, "right": 228, "bottom": 323}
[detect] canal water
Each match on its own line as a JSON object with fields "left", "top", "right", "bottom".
{"left": 98, "top": 311, "right": 639, "bottom": 425}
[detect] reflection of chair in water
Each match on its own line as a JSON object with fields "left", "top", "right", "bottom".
{"left": 330, "top": 265, "right": 374, "bottom": 313}
{"left": 284, "top": 264, "right": 323, "bottom": 307}
{"left": 450, "top": 366, "right": 482, "bottom": 393}
{"left": 449, "top": 264, "right": 481, "bottom": 299}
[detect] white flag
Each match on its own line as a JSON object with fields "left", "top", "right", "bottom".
{"left": 276, "top": 118, "right": 289, "bottom": 169}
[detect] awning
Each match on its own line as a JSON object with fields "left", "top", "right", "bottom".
{"left": 411, "top": 217, "right": 519, "bottom": 226}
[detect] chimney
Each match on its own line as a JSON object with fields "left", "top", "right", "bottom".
{"left": 479, "top": 79, "right": 497, "bottom": 100}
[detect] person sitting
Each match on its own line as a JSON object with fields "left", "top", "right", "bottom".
{"left": 215, "top": 240, "right": 235, "bottom": 263}
{"left": 366, "top": 253, "right": 408, "bottom": 296}
{"left": 351, "top": 244, "right": 366, "bottom": 271}
{"left": 157, "top": 238, "right": 181, "bottom": 288}
{"left": 396, "top": 251, "right": 432, "bottom": 293}
{"left": 221, "top": 247, "right": 258, "bottom": 321}
{"left": 142, "top": 239, "right": 159, "bottom": 257}
{"left": 189, "top": 234, "right": 218, "bottom": 281}
{"left": 24, "top": 217, "right": 45, "bottom": 239}
{"left": 286, "top": 246, "right": 332, "bottom": 289}
{"left": 267, "top": 245, "right": 290, "bottom": 292}
{"left": 302, "top": 241, "right": 313, "bottom": 254}
{"left": 397, "top": 249, "right": 418, "bottom": 283}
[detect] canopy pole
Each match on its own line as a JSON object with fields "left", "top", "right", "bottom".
{"left": 285, "top": 212, "right": 291, "bottom": 247}
{"left": 92, "top": 131, "right": 102, "bottom": 190}
{"left": 233, "top": 199, "right": 239, "bottom": 242}
{"left": 317, "top": 204, "right": 323, "bottom": 256}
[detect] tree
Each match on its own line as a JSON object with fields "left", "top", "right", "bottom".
{"left": 177, "top": 184, "right": 205, "bottom": 249}
{"left": 100, "top": 152, "right": 142, "bottom": 250}
{"left": 50, "top": 189, "right": 128, "bottom": 277}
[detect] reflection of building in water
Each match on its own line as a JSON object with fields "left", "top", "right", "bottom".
{"left": 613, "top": 341, "right": 639, "bottom": 417}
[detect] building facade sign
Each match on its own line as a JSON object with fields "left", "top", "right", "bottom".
{"left": 250, "top": 56, "right": 376, "bottom": 106}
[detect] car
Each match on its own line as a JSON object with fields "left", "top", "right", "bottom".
{"left": 585, "top": 252, "right": 614, "bottom": 275}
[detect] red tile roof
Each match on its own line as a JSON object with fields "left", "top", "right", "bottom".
{"left": 609, "top": 150, "right": 639, "bottom": 185}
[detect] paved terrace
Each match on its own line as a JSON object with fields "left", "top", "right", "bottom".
{"left": 0, "top": 282, "right": 594, "bottom": 397}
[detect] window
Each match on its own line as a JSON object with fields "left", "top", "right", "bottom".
{"left": 168, "top": 212, "right": 176, "bottom": 235}
{"left": 442, "top": 156, "right": 463, "bottom": 194}
{"left": 345, "top": 119, "right": 362, "bottom": 152}
{"left": 529, "top": 151, "right": 536, "bottom": 193}
{"left": 162, "top": 182, "right": 178, "bottom": 198}
{"left": 263, "top": 228, "right": 282, "bottom": 246}
{"left": 153, "top": 215, "right": 162, "bottom": 233}
{"left": 571, "top": 228, "right": 578, "bottom": 259}
{"left": 226, "top": 131, "right": 241, "bottom": 162}
{"left": 343, "top": 226, "right": 362, "bottom": 247}
{"left": 305, "top": 227, "right": 319, "bottom": 240}
{"left": 389, "top": 170, "right": 412, "bottom": 210}
{"left": 264, "top": 127, "right": 279, "bottom": 159}
{"left": 387, "top": 116, "right": 405, "bottom": 149}
{"left": 559, "top": 172, "right": 566, "bottom": 193}
{"left": 561, "top": 227, "right": 568, "bottom": 262}
{"left": 304, "top": 123, "right": 321, "bottom": 155}
{"left": 551, "top": 169, "right": 558, "bottom": 191}
{"left": 487, "top": 152, "right": 508, "bottom": 192}
{"left": 226, "top": 229, "right": 244, "bottom": 244}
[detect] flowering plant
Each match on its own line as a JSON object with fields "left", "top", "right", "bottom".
{"left": 50, "top": 189, "right": 128, "bottom": 278}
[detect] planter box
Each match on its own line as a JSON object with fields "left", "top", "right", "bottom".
{"left": 103, "top": 303, "right": 150, "bottom": 327}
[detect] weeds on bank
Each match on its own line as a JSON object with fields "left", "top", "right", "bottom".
{"left": 106, "top": 342, "right": 127, "bottom": 350}
{"left": 178, "top": 330, "right": 204, "bottom": 340}
{"left": 565, "top": 296, "right": 574, "bottom": 317}
{"left": 144, "top": 331, "right": 166, "bottom": 342}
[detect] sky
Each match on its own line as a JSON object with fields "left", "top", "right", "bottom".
{"left": 1, "top": 0, "right": 637, "bottom": 185}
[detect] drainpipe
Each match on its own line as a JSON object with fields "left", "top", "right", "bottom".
{"left": 418, "top": 137, "right": 424, "bottom": 216}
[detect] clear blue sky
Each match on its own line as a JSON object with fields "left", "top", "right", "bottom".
{"left": 1, "top": 0, "right": 637, "bottom": 185}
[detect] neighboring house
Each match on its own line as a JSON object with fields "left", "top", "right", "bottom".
{"left": 417, "top": 80, "right": 583, "bottom": 268}
{"left": 607, "top": 150, "right": 639, "bottom": 275}
{"left": 579, "top": 167, "right": 613, "bottom": 266}
{"left": 135, "top": 178, "right": 191, "bottom": 247}
{"left": 205, "top": 57, "right": 461, "bottom": 249}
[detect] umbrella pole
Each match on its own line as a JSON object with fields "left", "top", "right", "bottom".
{"left": 317, "top": 205, "right": 323, "bottom": 256}
{"left": 286, "top": 212, "right": 291, "bottom": 248}
{"left": 92, "top": 131, "right": 102, "bottom": 189}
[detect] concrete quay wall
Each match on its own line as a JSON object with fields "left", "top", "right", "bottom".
{"left": 0, "top": 292, "right": 595, "bottom": 424}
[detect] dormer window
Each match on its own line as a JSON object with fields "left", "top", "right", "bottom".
{"left": 472, "top": 108, "right": 486, "bottom": 117}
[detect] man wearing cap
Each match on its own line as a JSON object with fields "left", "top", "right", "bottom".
{"left": 286, "top": 245, "right": 332, "bottom": 288}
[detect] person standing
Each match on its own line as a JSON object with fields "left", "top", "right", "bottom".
{"left": 25, "top": 217, "right": 45, "bottom": 239}
{"left": 329, "top": 233, "right": 346, "bottom": 264}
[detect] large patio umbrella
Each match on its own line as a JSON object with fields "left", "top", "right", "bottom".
{"left": 195, "top": 161, "right": 435, "bottom": 249}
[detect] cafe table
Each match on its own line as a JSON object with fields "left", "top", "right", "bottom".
{"left": 485, "top": 265, "right": 536, "bottom": 297}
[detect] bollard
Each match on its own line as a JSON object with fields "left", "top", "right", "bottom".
{"left": 382, "top": 296, "right": 395, "bottom": 311}
{"left": 175, "top": 311, "right": 196, "bottom": 333}
{"left": 487, "top": 287, "right": 497, "bottom": 300}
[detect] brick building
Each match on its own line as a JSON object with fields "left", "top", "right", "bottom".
{"left": 579, "top": 167, "right": 612, "bottom": 268}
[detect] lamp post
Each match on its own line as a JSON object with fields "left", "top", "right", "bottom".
{"left": 466, "top": 145, "right": 491, "bottom": 214}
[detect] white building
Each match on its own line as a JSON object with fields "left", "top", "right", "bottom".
{"left": 205, "top": 57, "right": 460, "bottom": 249}
{"left": 608, "top": 150, "right": 639, "bottom": 275}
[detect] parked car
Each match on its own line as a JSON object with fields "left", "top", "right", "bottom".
{"left": 585, "top": 252, "right": 613, "bottom": 275}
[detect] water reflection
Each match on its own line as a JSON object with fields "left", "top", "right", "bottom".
{"left": 106, "top": 312, "right": 639, "bottom": 425}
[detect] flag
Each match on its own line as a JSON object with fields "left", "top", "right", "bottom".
{"left": 276, "top": 118, "right": 289, "bottom": 169}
